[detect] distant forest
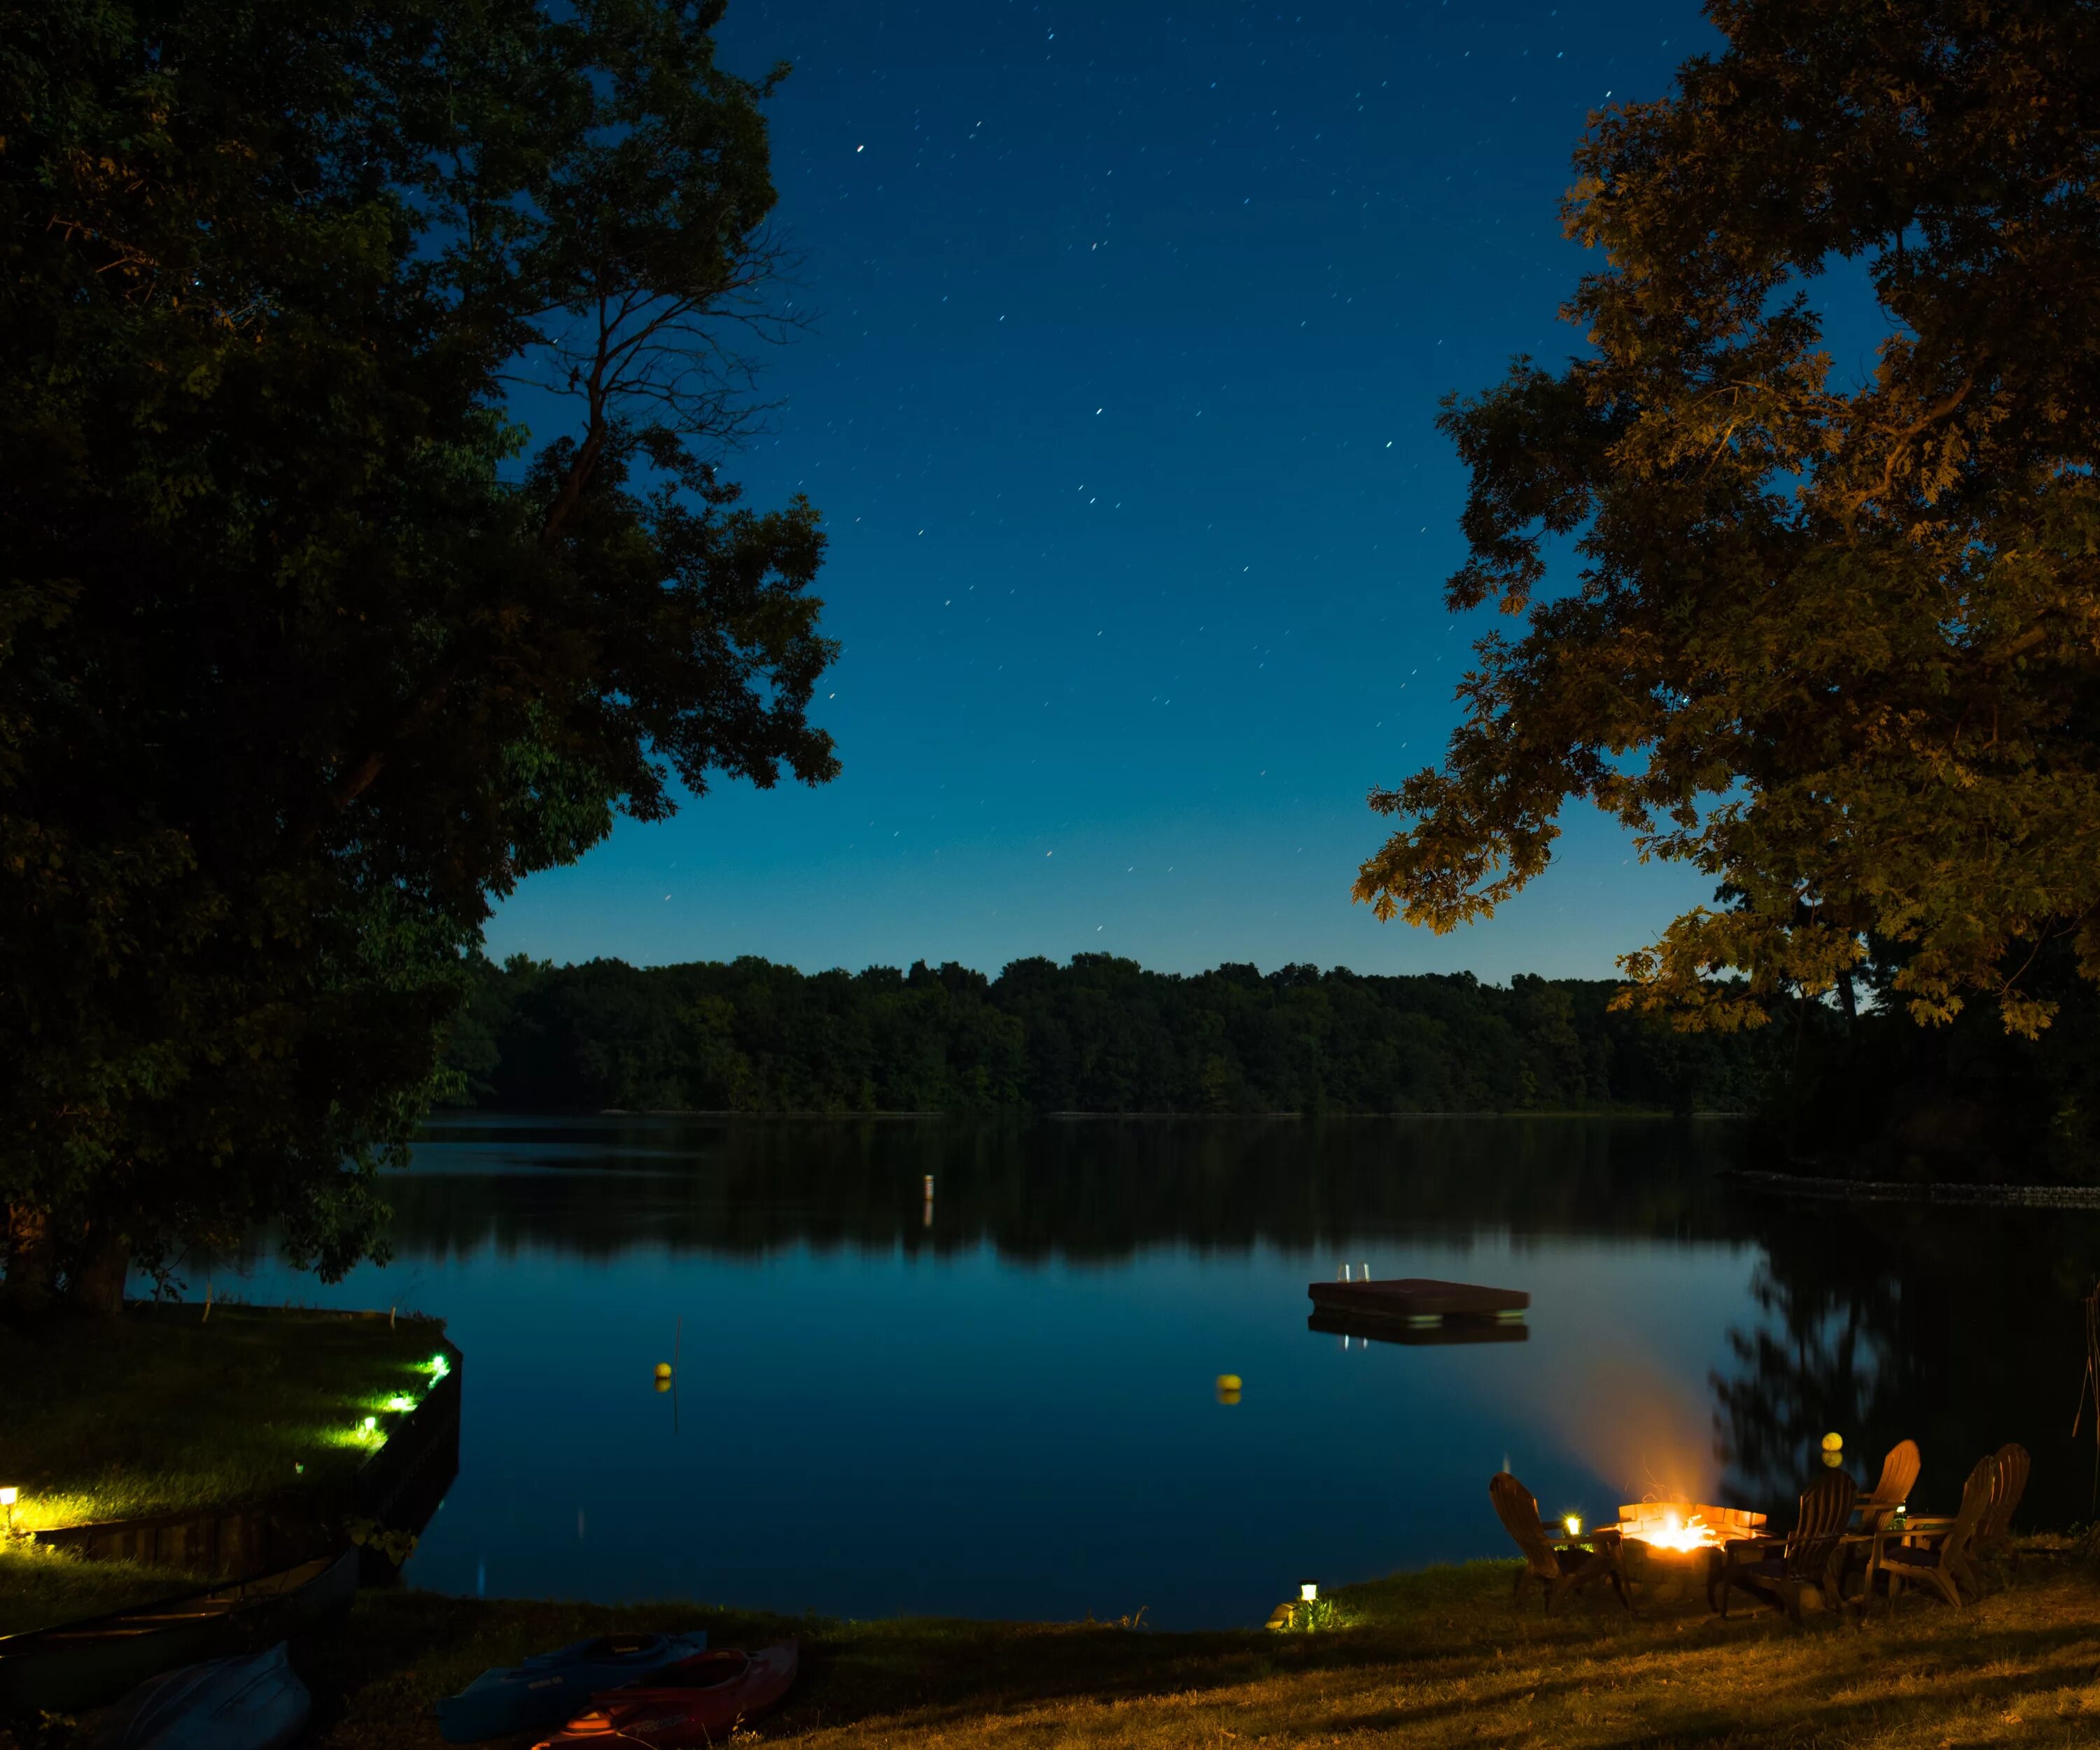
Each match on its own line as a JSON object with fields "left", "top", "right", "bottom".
{"left": 443, "top": 954, "right": 1774, "bottom": 1116}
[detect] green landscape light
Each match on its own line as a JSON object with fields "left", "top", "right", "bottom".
{"left": 427, "top": 1353, "right": 451, "bottom": 1381}
{"left": 386, "top": 1394, "right": 416, "bottom": 1413}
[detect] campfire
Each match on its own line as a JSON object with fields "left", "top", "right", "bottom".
{"left": 1616, "top": 1502, "right": 1764, "bottom": 1553}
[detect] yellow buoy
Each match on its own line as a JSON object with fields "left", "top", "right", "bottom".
{"left": 1216, "top": 1374, "right": 1242, "bottom": 1392}
{"left": 654, "top": 1362, "right": 673, "bottom": 1380}
{"left": 1821, "top": 1431, "right": 1843, "bottom": 1453}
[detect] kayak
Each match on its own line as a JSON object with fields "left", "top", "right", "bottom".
{"left": 436, "top": 1630, "right": 708, "bottom": 1743}
{"left": 1, "top": 1545, "right": 356, "bottom": 1717}
{"left": 534, "top": 1643, "right": 798, "bottom": 1748}
{"left": 94, "top": 1642, "right": 309, "bottom": 1750}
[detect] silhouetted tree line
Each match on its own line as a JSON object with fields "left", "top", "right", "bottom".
{"left": 442, "top": 954, "right": 1777, "bottom": 1115}
{"left": 1763, "top": 938, "right": 2100, "bottom": 1184}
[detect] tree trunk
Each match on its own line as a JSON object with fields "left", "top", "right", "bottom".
{"left": 67, "top": 1222, "right": 131, "bottom": 1317}
{"left": 1, "top": 1204, "right": 59, "bottom": 1315}
{"left": 1838, "top": 969, "right": 1858, "bottom": 1032}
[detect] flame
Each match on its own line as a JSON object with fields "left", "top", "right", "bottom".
{"left": 1637, "top": 1509, "right": 1723, "bottom": 1552}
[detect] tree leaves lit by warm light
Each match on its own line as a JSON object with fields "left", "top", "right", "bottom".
{"left": 1356, "top": 0, "right": 2100, "bottom": 1040}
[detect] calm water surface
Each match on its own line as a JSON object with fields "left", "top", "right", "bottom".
{"left": 217, "top": 1116, "right": 2100, "bottom": 1628}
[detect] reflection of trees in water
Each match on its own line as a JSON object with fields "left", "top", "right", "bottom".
{"left": 1712, "top": 1196, "right": 2100, "bottom": 1530}
{"left": 359, "top": 1116, "right": 1745, "bottom": 1264}
{"left": 1713, "top": 1256, "right": 1900, "bottom": 1504}
{"left": 232, "top": 1112, "right": 2100, "bottom": 1531}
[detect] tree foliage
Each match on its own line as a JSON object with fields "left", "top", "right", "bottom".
{"left": 444, "top": 953, "right": 1770, "bottom": 1117}
{"left": 0, "top": 0, "right": 837, "bottom": 1303}
{"left": 1355, "top": 0, "right": 2100, "bottom": 1041}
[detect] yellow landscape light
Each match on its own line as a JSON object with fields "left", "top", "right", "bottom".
{"left": 1563, "top": 1514, "right": 1582, "bottom": 1538}
{"left": 1299, "top": 1582, "right": 1318, "bottom": 1603}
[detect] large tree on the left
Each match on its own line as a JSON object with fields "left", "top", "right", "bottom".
{"left": 0, "top": 0, "right": 839, "bottom": 1311}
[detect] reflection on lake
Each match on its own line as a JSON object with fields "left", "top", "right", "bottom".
{"left": 215, "top": 1116, "right": 2100, "bottom": 1628}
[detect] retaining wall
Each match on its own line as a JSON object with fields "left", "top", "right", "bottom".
{"left": 34, "top": 1316, "right": 461, "bottom": 1581}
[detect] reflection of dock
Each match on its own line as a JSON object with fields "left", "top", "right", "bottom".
{"left": 1306, "top": 1277, "right": 1529, "bottom": 1345}
{"left": 1308, "top": 1309, "right": 1527, "bottom": 1345}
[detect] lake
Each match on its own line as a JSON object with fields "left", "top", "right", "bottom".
{"left": 213, "top": 1114, "right": 2100, "bottom": 1629}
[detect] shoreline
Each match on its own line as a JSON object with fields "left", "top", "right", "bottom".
{"left": 174, "top": 1553, "right": 2100, "bottom": 1748}
{"left": 1724, "top": 1165, "right": 2100, "bottom": 1208}
{"left": 430, "top": 1106, "right": 1747, "bottom": 1122}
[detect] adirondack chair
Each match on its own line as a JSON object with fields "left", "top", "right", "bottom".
{"left": 1711, "top": 1470, "right": 1856, "bottom": 1622}
{"left": 1856, "top": 1439, "right": 1922, "bottom": 1534}
{"left": 1973, "top": 1443, "right": 2030, "bottom": 1581}
{"left": 1833, "top": 1438, "right": 1923, "bottom": 1601}
{"left": 1872, "top": 1452, "right": 1998, "bottom": 1612}
{"left": 1488, "top": 1473, "right": 1629, "bottom": 1614}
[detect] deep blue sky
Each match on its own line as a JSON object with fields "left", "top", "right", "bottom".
{"left": 488, "top": 0, "right": 1725, "bottom": 981}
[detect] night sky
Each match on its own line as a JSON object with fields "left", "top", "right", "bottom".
{"left": 486, "top": 0, "right": 1726, "bottom": 981}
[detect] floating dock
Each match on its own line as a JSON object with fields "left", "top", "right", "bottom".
{"left": 1306, "top": 1276, "right": 1529, "bottom": 1343}
{"left": 1308, "top": 1309, "right": 1527, "bottom": 1346}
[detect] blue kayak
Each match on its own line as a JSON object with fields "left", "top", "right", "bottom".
{"left": 97, "top": 1642, "right": 309, "bottom": 1750}
{"left": 436, "top": 1630, "right": 708, "bottom": 1743}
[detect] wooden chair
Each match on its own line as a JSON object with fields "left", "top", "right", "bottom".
{"left": 1488, "top": 1473, "right": 1630, "bottom": 1614}
{"left": 1712, "top": 1470, "right": 1856, "bottom": 1622}
{"left": 1833, "top": 1438, "right": 1922, "bottom": 1602}
{"left": 1871, "top": 1453, "right": 1998, "bottom": 1613}
{"left": 1970, "top": 1443, "right": 2030, "bottom": 1586}
{"left": 1856, "top": 1439, "right": 1922, "bottom": 1534}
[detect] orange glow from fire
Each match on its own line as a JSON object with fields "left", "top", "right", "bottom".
{"left": 1616, "top": 1501, "right": 1751, "bottom": 1551}
{"left": 1644, "top": 1510, "right": 1721, "bottom": 1552}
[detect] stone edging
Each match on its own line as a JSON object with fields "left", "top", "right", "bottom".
{"left": 1725, "top": 1167, "right": 2100, "bottom": 1208}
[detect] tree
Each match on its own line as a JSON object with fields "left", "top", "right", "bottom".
{"left": 0, "top": 0, "right": 838, "bottom": 1310}
{"left": 1354, "top": 0, "right": 2100, "bottom": 1042}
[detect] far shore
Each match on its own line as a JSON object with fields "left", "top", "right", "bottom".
{"left": 444, "top": 1105, "right": 1745, "bottom": 1121}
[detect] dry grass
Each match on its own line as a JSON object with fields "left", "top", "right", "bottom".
{"left": 284, "top": 1552, "right": 2100, "bottom": 1750}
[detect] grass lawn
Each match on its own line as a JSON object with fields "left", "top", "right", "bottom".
{"left": 0, "top": 1547, "right": 216, "bottom": 1639}
{"left": 0, "top": 1301, "right": 445, "bottom": 1534}
{"left": 271, "top": 1550, "right": 2100, "bottom": 1749}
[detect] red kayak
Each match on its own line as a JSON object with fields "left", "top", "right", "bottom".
{"left": 533, "top": 1644, "right": 797, "bottom": 1748}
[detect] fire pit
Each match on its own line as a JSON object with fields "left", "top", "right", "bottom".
{"left": 1614, "top": 1502, "right": 1765, "bottom": 1606}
